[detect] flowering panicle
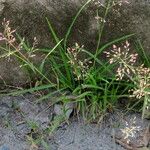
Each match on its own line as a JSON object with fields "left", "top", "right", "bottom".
{"left": 2, "top": 18, "right": 16, "bottom": 45}
{"left": 104, "top": 40, "right": 150, "bottom": 118}
{"left": 92, "top": 0, "right": 130, "bottom": 8}
{"left": 104, "top": 41, "right": 138, "bottom": 80}
{"left": 67, "top": 43, "right": 92, "bottom": 81}
{"left": 0, "top": 19, "right": 37, "bottom": 59}
{"left": 120, "top": 117, "right": 141, "bottom": 143}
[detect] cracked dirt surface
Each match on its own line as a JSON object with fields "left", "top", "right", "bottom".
{"left": 0, "top": 94, "right": 149, "bottom": 150}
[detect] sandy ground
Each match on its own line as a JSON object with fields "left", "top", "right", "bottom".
{"left": 0, "top": 94, "right": 149, "bottom": 150}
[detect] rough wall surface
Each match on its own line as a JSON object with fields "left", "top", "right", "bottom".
{"left": 0, "top": 0, "right": 150, "bottom": 85}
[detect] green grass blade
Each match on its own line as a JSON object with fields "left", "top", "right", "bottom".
{"left": 1, "top": 46, "right": 55, "bottom": 84}
{"left": 46, "top": 17, "right": 62, "bottom": 47}
{"left": 95, "top": 0, "right": 111, "bottom": 53}
{"left": 97, "top": 34, "right": 135, "bottom": 55}
{"left": 81, "top": 48, "right": 113, "bottom": 74}
{"left": 16, "top": 34, "right": 30, "bottom": 52}
{"left": 142, "top": 95, "right": 149, "bottom": 119}
{"left": 135, "top": 39, "right": 150, "bottom": 67}
{"left": 82, "top": 84, "right": 105, "bottom": 91}
{"left": 39, "top": 39, "right": 63, "bottom": 72}
{"left": 2, "top": 84, "right": 55, "bottom": 96}
{"left": 36, "top": 88, "right": 66, "bottom": 103}
{"left": 46, "top": 18, "right": 72, "bottom": 84}
{"left": 50, "top": 58, "right": 72, "bottom": 88}
{"left": 41, "top": 140, "right": 50, "bottom": 150}
{"left": 64, "top": 0, "right": 92, "bottom": 49}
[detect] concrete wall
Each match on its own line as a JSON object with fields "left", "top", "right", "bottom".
{"left": 0, "top": 0, "right": 150, "bottom": 86}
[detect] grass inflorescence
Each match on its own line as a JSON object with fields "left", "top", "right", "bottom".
{"left": 0, "top": 0, "right": 149, "bottom": 131}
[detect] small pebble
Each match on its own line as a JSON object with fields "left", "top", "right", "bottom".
{"left": 0, "top": 145, "right": 10, "bottom": 150}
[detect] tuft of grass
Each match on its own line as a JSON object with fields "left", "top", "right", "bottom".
{"left": 0, "top": 0, "right": 144, "bottom": 125}
{"left": 105, "top": 40, "right": 150, "bottom": 119}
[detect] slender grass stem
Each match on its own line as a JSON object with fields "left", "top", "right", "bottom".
{"left": 94, "top": 0, "right": 111, "bottom": 64}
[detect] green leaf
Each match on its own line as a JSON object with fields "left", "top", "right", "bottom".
{"left": 64, "top": 0, "right": 92, "bottom": 49}
{"left": 3, "top": 84, "right": 55, "bottom": 96}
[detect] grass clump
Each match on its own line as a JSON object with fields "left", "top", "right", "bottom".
{"left": 0, "top": 0, "right": 149, "bottom": 125}
{"left": 105, "top": 41, "right": 150, "bottom": 119}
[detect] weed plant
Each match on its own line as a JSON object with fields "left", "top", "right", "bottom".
{"left": 0, "top": 0, "right": 148, "bottom": 124}
{"left": 105, "top": 41, "right": 150, "bottom": 119}
{"left": 1, "top": 0, "right": 149, "bottom": 148}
